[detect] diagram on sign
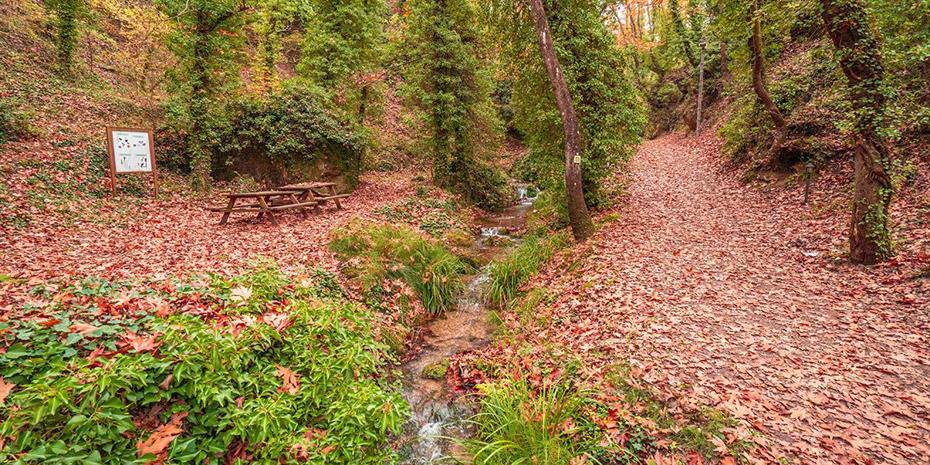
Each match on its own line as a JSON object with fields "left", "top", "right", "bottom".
{"left": 111, "top": 130, "right": 153, "bottom": 173}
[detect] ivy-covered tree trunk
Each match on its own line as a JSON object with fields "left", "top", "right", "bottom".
{"left": 405, "top": 0, "right": 509, "bottom": 210}
{"left": 527, "top": 0, "right": 594, "bottom": 242}
{"left": 52, "top": 0, "right": 82, "bottom": 76}
{"left": 254, "top": 0, "right": 291, "bottom": 95}
{"left": 696, "top": 34, "right": 706, "bottom": 131}
{"left": 749, "top": 0, "right": 786, "bottom": 129}
{"left": 820, "top": 0, "right": 893, "bottom": 264}
{"left": 670, "top": 0, "right": 697, "bottom": 68}
{"left": 189, "top": 15, "right": 213, "bottom": 192}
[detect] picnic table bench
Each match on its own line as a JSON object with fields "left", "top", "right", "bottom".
{"left": 207, "top": 190, "right": 317, "bottom": 225}
{"left": 277, "top": 182, "right": 349, "bottom": 210}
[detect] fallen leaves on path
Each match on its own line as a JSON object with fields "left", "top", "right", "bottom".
{"left": 69, "top": 322, "right": 100, "bottom": 336}
{"left": 501, "top": 134, "right": 930, "bottom": 465}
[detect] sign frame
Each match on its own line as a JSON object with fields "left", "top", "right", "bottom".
{"left": 105, "top": 126, "right": 158, "bottom": 197}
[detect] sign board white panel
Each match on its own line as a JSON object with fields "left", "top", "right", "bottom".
{"left": 111, "top": 130, "right": 153, "bottom": 173}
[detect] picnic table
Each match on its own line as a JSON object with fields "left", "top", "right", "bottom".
{"left": 208, "top": 190, "right": 317, "bottom": 226}
{"left": 277, "top": 182, "right": 349, "bottom": 210}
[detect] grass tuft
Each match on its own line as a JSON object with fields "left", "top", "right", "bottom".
{"left": 485, "top": 232, "right": 570, "bottom": 308}
{"left": 466, "top": 380, "right": 607, "bottom": 465}
{"left": 330, "top": 221, "right": 470, "bottom": 315}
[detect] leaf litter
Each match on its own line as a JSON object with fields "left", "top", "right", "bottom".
{"left": 464, "top": 133, "right": 929, "bottom": 465}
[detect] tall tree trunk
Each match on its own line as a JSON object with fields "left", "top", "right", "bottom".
{"left": 714, "top": 2, "right": 729, "bottom": 79}
{"left": 189, "top": 16, "right": 213, "bottom": 192}
{"left": 696, "top": 35, "right": 706, "bottom": 131}
{"left": 820, "top": 0, "right": 893, "bottom": 264}
{"left": 749, "top": 0, "right": 786, "bottom": 129}
{"left": 719, "top": 40, "right": 729, "bottom": 78}
{"left": 670, "top": 0, "right": 697, "bottom": 67}
{"left": 527, "top": 0, "right": 594, "bottom": 242}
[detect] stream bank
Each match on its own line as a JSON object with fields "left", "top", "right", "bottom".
{"left": 395, "top": 187, "right": 537, "bottom": 464}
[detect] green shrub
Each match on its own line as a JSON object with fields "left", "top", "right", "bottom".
{"left": 374, "top": 195, "right": 471, "bottom": 237}
{"left": 0, "top": 99, "right": 34, "bottom": 144}
{"left": 467, "top": 380, "right": 609, "bottom": 465}
{"left": 0, "top": 266, "right": 406, "bottom": 464}
{"left": 330, "top": 221, "right": 470, "bottom": 315}
{"left": 485, "top": 232, "right": 570, "bottom": 307}
{"left": 421, "top": 359, "right": 450, "bottom": 380}
{"left": 218, "top": 88, "right": 367, "bottom": 187}
{"left": 525, "top": 189, "right": 570, "bottom": 232}
{"left": 719, "top": 94, "right": 769, "bottom": 161}
{"left": 452, "top": 158, "right": 513, "bottom": 211}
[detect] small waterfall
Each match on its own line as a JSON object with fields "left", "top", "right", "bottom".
{"left": 480, "top": 226, "right": 503, "bottom": 237}
{"left": 516, "top": 184, "right": 539, "bottom": 205}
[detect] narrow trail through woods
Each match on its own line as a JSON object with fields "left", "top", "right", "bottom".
{"left": 534, "top": 134, "right": 929, "bottom": 465}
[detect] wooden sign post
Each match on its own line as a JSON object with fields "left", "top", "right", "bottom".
{"left": 105, "top": 127, "right": 158, "bottom": 196}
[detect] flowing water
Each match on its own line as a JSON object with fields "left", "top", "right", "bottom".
{"left": 396, "top": 186, "right": 536, "bottom": 464}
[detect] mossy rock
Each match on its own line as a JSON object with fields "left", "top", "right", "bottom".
{"left": 421, "top": 359, "right": 450, "bottom": 380}
{"left": 483, "top": 235, "right": 513, "bottom": 248}
{"left": 443, "top": 228, "right": 475, "bottom": 248}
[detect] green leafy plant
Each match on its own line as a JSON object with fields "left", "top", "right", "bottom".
{"left": 0, "top": 99, "right": 34, "bottom": 144}
{"left": 0, "top": 266, "right": 406, "bottom": 464}
{"left": 220, "top": 88, "right": 367, "bottom": 187}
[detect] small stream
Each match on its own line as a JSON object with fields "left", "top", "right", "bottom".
{"left": 396, "top": 186, "right": 537, "bottom": 464}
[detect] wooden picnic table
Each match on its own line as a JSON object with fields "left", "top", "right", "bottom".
{"left": 277, "top": 182, "right": 349, "bottom": 210}
{"left": 208, "top": 190, "right": 317, "bottom": 226}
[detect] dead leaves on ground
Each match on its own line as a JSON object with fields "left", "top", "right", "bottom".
{"left": 276, "top": 365, "right": 300, "bottom": 394}
{"left": 0, "top": 377, "right": 14, "bottom": 405}
{"left": 469, "top": 134, "right": 930, "bottom": 465}
{"left": 0, "top": 173, "right": 419, "bottom": 284}
{"left": 136, "top": 412, "right": 188, "bottom": 463}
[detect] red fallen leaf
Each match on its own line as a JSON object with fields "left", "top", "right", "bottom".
{"left": 320, "top": 444, "right": 335, "bottom": 455}
{"left": 0, "top": 377, "right": 15, "bottom": 404}
{"left": 685, "top": 451, "right": 705, "bottom": 465}
{"left": 36, "top": 317, "right": 60, "bottom": 328}
{"left": 304, "top": 427, "right": 326, "bottom": 441}
{"left": 87, "top": 346, "right": 106, "bottom": 364}
{"left": 291, "top": 443, "right": 310, "bottom": 460}
{"left": 719, "top": 457, "right": 738, "bottom": 465}
{"left": 650, "top": 452, "right": 677, "bottom": 465}
{"left": 70, "top": 322, "right": 100, "bottom": 336}
{"left": 260, "top": 312, "right": 292, "bottom": 332}
{"left": 113, "top": 292, "right": 135, "bottom": 308}
{"left": 277, "top": 365, "right": 300, "bottom": 394}
{"left": 152, "top": 299, "right": 174, "bottom": 318}
{"left": 159, "top": 374, "right": 173, "bottom": 390}
{"left": 121, "top": 332, "right": 160, "bottom": 353}
{"left": 806, "top": 391, "right": 830, "bottom": 406}
{"left": 235, "top": 396, "right": 244, "bottom": 408}
{"left": 224, "top": 440, "right": 251, "bottom": 464}
{"left": 136, "top": 413, "right": 187, "bottom": 459}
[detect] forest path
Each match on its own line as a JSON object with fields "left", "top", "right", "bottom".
{"left": 533, "top": 134, "right": 929, "bottom": 465}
